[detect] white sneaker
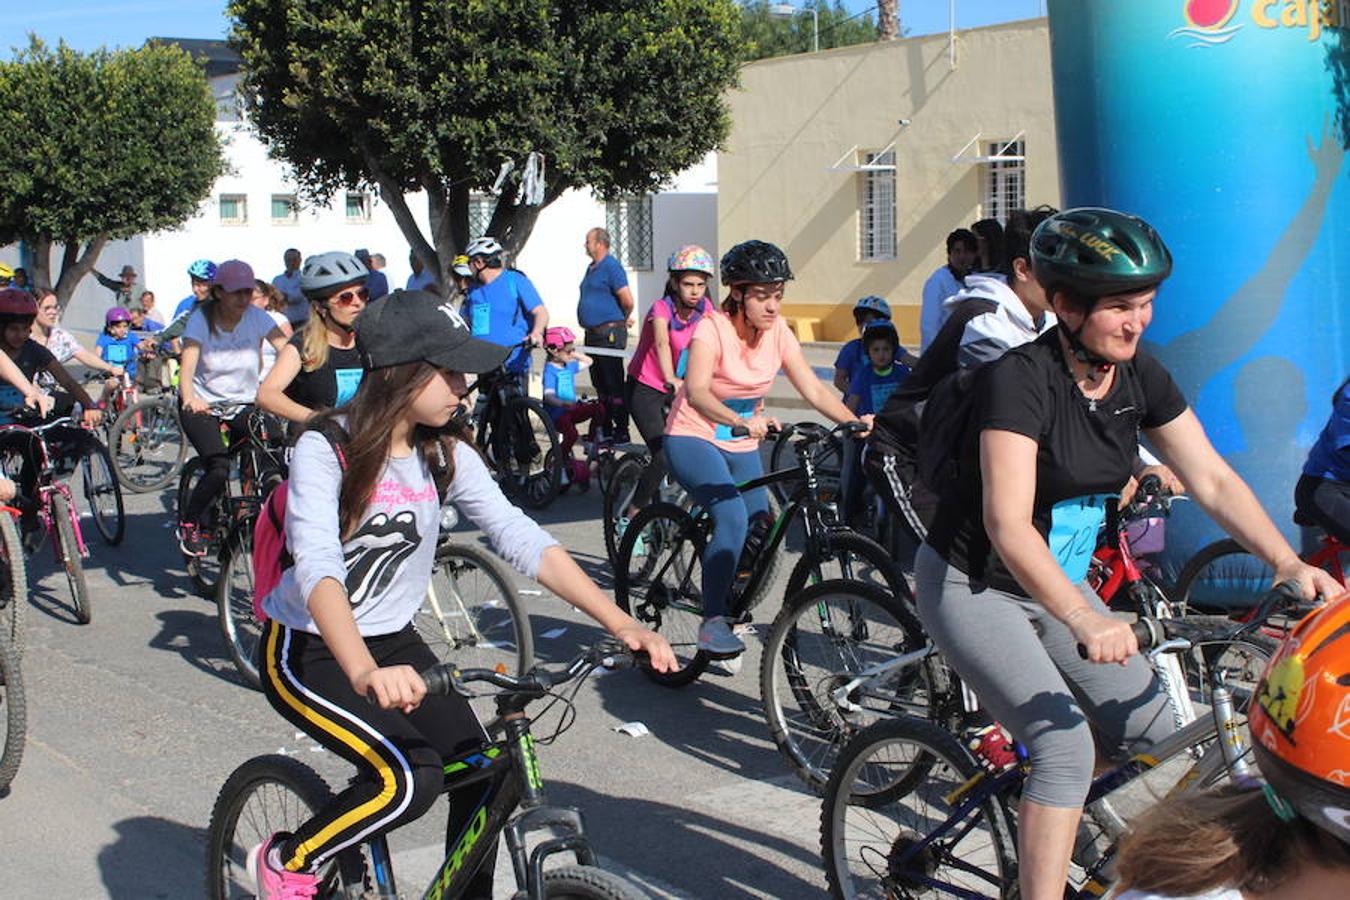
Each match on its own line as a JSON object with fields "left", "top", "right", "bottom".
{"left": 698, "top": 616, "right": 745, "bottom": 659}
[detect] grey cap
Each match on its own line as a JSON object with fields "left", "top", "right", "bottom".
{"left": 355, "top": 290, "right": 510, "bottom": 373}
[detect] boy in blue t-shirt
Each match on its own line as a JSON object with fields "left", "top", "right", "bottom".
{"left": 846, "top": 322, "right": 910, "bottom": 415}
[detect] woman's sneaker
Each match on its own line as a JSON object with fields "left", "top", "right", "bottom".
{"left": 246, "top": 833, "right": 320, "bottom": 899}
{"left": 177, "top": 521, "right": 207, "bottom": 558}
{"left": 698, "top": 616, "right": 745, "bottom": 658}
{"left": 615, "top": 516, "right": 645, "bottom": 556}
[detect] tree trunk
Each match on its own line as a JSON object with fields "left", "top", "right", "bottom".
{"left": 879, "top": 0, "right": 899, "bottom": 41}
{"left": 29, "top": 235, "right": 108, "bottom": 312}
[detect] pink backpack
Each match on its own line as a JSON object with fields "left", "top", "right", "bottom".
{"left": 251, "top": 424, "right": 348, "bottom": 622}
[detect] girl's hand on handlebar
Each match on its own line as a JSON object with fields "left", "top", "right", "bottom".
{"left": 354, "top": 665, "right": 427, "bottom": 713}
{"left": 613, "top": 623, "right": 676, "bottom": 673}
{"left": 82, "top": 407, "right": 103, "bottom": 428}
{"left": 1273, "top": 557, "right": 1343, "bottom": 607}
{"left": 1067, "top": 607, "right": 1137, "bottom": 665}
{"left": 24, "top": 391, "right": 53, "bottom": 417}
{"left": 743, "top": 414, "right": 778, "bottom": 440}
{"left": 183, "top": 395, "right": 210, "bottom": 415}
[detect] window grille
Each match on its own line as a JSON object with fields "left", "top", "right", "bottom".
{"left": 469, "top": 193, "right": 496, "bottom": 240}
{"left": 271, "top": 194, "right": 298, "bottom": 224}
{"left": 345, "top": 192, "right": 371, "bottom": 222}
{"left": 980, "top": 140, "right": 1025, "bottom": 224}
{"left": 859, "top": 150, "right": 896, "bottom": 261}
{"left": 219, "top": 194, "right": 247, "bottom": 225}
{"left": 605, "top": 195, "right": 653, "bottom": 271}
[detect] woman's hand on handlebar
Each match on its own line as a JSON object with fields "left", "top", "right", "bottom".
{"left": 1273, "top": 556, "right": 1343, "bottom": 607}
{"left": 182, "top": 395, "right": 210, "bottom": 415}
{"left": 1066, "top": 607, "right": 1138, "bottom": 665}
{"left": 354, "top": 664, "right": 427, "bottom": 714}
{"left": 742, "top": 414, "right": 779, "bottom": 440}
{"left": 850, "top": 414, "right": 874, "bottom": 439}
{"left": 24, "top": 391, "right": 53, "bottom": 417}
{"left": 612, "top": 622, "right": 677, "bottom": 673}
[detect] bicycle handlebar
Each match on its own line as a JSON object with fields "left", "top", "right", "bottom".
{"left": 1076, "top": 581, "right": 1304, "bottom": 660}
{"left": 421, "top": 639, "right": 643, "bottom": 700}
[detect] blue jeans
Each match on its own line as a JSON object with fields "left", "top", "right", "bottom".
{"left": 663, "top": 435, "right": 769, "bottom": 619}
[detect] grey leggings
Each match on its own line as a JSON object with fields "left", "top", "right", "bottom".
{"left": 915, "top": 543, "right": 1175, "bottom": 808}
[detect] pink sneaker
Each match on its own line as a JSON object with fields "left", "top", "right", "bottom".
{"left": 246, "top": 833, "right": 320, "bottom": 899}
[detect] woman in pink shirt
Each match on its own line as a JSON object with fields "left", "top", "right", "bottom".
{"left": 618, "top": 245, "right": 717, "bottom": 528}
{"left": 664, "top": 240, "right": 869, "bottom": 657}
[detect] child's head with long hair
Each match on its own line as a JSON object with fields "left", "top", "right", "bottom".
{"left": 314, "top": 289, "right": 508, "bottom": 537}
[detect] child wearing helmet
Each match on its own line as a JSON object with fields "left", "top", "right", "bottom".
{"left": 844, "top": 321, "right": 910, "bottom": 417}
{"left": 1109, "top": 595, "right": 1350, "bottom": 899}
{"left": 833, "top": 295, "right": 900, "bottom": 395}
{"left": 245, "top": 290, "right": 673, "bottom": 898}
{"left": 540, "top": 326, "right": 600, "bottom": 484}
{"left": 97, "top": 307, "right": 142, "bottom": 379}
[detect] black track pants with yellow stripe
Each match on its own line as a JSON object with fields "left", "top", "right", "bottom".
{"left": 259, "top": 619, "right": 493, "bottom": 891}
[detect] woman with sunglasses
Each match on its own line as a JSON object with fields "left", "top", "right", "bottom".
{"left": 177, "top": 259, "right": 290, "bottom": 558}
{"left": 259, "top": 251, "right": 369, "bottom": 430}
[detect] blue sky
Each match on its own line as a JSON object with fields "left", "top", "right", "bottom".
{"left": 7, "top": 1, "right": 1047, "bottom": 56}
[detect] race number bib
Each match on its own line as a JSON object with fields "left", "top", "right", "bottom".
{"left": 1047, "top": 493, "right": 1113, "bottom": 583}
{"left": 334, "top": 368, "right": 364, "bottom": 406}
{"left": 555, "top": 368, "right": 576, "bottom": 403}
{"left": 470, "top": 301, "right": 491, "bottom": 337}
{"left": 105, "top": 343, "right": 131, "bottom": 364}
{"left": 715, "top": 397, "right": 762, "bottom": 441}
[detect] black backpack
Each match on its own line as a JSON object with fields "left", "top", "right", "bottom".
{"left": 915, "top": 365, "right": 982, "bottom": 491}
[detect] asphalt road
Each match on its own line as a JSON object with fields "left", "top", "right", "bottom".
{"left": 0, "top": 405, "right": 840, "bottom": 899}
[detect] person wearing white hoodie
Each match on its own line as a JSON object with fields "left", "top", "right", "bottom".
{"left": 865, "top": 208, "right": 1058, "bottom": 562}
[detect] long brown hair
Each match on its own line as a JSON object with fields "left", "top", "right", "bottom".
{"left": 1114, "top": 785, "right": 1350, "bottom": 895}
{"left": 311, "top": 362, "right": 472, "bottom": 539}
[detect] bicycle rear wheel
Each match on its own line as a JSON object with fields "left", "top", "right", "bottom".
{"left": 109, "top": 396, "right": 188, "bottom": 492}
{"left": 51, "top": 492, "right": 90, "bottom": 625}
{"left": 1173, "top": 539, "right": 1273, "bottom": 615}
{"left": 0, "top": 633, "right": 25, "bottom": 793}
{"left": 0, "top": 513, "right": 26, "bottom": 656}
{"left": 614, "top": 502, "right": 709, "bottom": 687}
{"left": 78, "top": 439, "right": 126, "bottom": 546}
{"left": 821, "top": 718, "right": 1018, "bottom": 900}
{"left": 496, "top": 398, "right": 562, "bottom": 510}
{"left": 205, "top": 755, "right": 366, "bottom": 900}
{"left": 217, "top": 525, "right": 261, "bottom": 690}
{"left": 602, "top": 452, "right": 647, "bottom": 565}
{"left": 761, "top": 580, "right": 947, "bottom": 795}
{"left": 177, "top": 458, "right": 223, "bottom": 597}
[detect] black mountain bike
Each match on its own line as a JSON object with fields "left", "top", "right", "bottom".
{"left": 206, "top": 639, "right": 649, "bottom": 899}
{"left": 614, "top": 422, "right": 918, "bottom": 687}
{"left": 465, "top": 346, "right": 562, "bottom": 510}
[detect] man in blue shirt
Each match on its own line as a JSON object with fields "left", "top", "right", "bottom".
{"left": 462, "top": 236, "right": 549, "bottom": 383}
{"left": 356, "top": 248, "right": 390, "bottom": 300}
{"left": 577, "top": 227, "right": 635, "bottom": 441}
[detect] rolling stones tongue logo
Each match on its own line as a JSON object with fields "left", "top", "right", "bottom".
{"left": 343, "top": 511, "right": 421, "bottom": 606}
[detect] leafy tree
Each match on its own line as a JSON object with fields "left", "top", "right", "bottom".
{"left": 228, "top": 0, "right": 743, "bottom": 288}
{"left": 738, "top": 0, "right": 880, "bottom": 62}
{"left": 0, "top": 38, "right": 225, "bottom": 307}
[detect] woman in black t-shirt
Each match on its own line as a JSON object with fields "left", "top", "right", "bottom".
{"left": 258, "top": 250, "right": 369, "bottom": 430}
{"left": 914, "top": 209, "right": 1341, "bottom": 900}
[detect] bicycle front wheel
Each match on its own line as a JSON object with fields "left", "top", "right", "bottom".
{"left": 51, "top": 492, "right": 90, "bottom": 625}
{"left": 602, "top": 452, "right": 647, "bottom": 566}
{"left": 761, "top": 579, "right": 946, "bottom": 795}
{"left": 417, "top": 541, "right": 532, "bottom": 677}
{"left": 497, "top": 398, "right": 562, "bottom": 510}
{"left": 78, "top": 439, "right": 126, "bottom": 546}
{"left": 785, "top": 529, "right": 911, "bottom": 610}
{"left": 1173, "top": 538, "right": 1273, "bottom": 615}
{"left": 542, "top": 864, "right": 648, "bottom": 899}
{"left": 205, "top": 754, "right": 366, "bottom": 900}
{"left": 109, "top": 396, "right": 187, "bottom": 492}
{"left": 821, "top": 718, "right": 1018, "bottom": 900}
{"left": 0, "top": 634, "right": 25, "bottom": 793}
{"left": 218, "top": 525, "right": 261, "bottom": 690}
{"left": 178, "top": 458, "right": 223, "bottom": 597}
{"left": 0, "top": 512, "right": 26, "bottom": 656}
{"left": 614, "top": 502, "right": 708, "bottom": 687}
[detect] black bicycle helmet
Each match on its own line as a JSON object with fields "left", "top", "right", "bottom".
{"left": 719, "top": 240, "right": 794, "bottom": 286}
{"left": 1031, "top": 208, "right": 1172, "bottom": 299}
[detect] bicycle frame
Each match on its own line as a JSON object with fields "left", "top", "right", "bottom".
{"left": 0, "top": 420, "right": 89, "bottom": 558}
{"left": 361, "top": 710, "right": 602, "bottom": 899}
{"left": 1307, "top": 533, "right": 1346, "bottom": 585}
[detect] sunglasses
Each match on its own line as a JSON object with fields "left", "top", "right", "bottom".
{"left": 331, "top": 287, "right": 369, "bottom": 307}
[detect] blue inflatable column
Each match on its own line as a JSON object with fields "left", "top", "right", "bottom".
{"left": 1046, "top": 0, "right": 1349, "bottom": 558}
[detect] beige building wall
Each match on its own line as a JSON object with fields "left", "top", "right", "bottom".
{"left": 718, "top": 18, "right": 1060, "bottom": 344}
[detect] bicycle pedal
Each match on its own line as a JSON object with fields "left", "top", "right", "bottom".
{"left": 731, "top": 622, "right": 759, "bottom": 636}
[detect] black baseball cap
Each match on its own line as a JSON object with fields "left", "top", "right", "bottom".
{"left": 355, "top": 289, "right": 510, "bottom": 373}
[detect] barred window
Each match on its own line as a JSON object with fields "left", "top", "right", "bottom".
{"left": 271, "top": 194, "right": 299, "bottom": 224}
{"left": 469, "top": 193, "right": 497, "bottom": 240}
{"left": 980, "top": 140, "right": 1025, "bottom": 224}
{"left": 345, "top": 191, "right": 371, "bottom": 222}
{"left": 859, "top": 150, "right": 896, "bottom": 261}
{"left": 605, "top": 195, "right": 653, "bottom": 270}
{"left": 219, "top": 194, "right": 247, "bottom": 225}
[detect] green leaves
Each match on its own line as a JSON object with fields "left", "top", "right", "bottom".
{"left": 228, "top": 0, "right": 743, "bottom": 260}
{"left": 0, "top": 37, "right": 224, "bottom": 247}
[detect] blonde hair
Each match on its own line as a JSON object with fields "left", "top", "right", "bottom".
{"left": 299, "top": 306, "right": 332, "bottom": 372}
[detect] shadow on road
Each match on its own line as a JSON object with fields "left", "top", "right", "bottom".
{"left": 147, "top": 607, "right": 250, "bottom": 689}
{"left": 99, "top": 815, "right": 208, "bottom": 898}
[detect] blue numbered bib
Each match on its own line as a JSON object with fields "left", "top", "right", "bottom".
{"left": 555, "top": 367, "right": 576, "bottom": 403}
{"left": 1047, "top": 493, "right": 1113, "bottom": 583}
{"left": 870, "top": 382, "right": 898, "bottom": 414}
{"left": 105, "top": 343, "right": 130, "bottom": 364}
{"left": 675, "top": 347, "right": 690, "bottom": 379}
{"left": 470, "top": 301, "right": 491, "bottom": 337}
{"left": 334, "top": 368, "right": 364, "bottom": 406}
{"left": 715, "top": 396, "right": 762, "bottom": 441}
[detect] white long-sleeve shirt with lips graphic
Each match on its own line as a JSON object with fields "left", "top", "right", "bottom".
{"left": 262, "top": 432, "right": 558, "bottom": 636}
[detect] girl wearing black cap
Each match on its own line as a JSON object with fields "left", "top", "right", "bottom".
{"left": 244, "top": 289, "right": 675, "bottom": 899}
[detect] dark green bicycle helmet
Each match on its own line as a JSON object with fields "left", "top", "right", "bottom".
{"left": 1031, "top": 208, "right": 1172, "bottom": 299}
{"left": 720, "top": 240, "right": 794, "bottom": 286}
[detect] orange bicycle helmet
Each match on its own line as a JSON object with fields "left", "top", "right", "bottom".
{"left": 1249, "top": 592, "right": 1350, "bottom": 842}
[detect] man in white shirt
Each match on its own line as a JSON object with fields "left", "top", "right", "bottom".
{"left": 271, "top": 248, "right": 306, "bottom": 327}
{"left": 919, "top": 229, "right": 978, "bottom": 351}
